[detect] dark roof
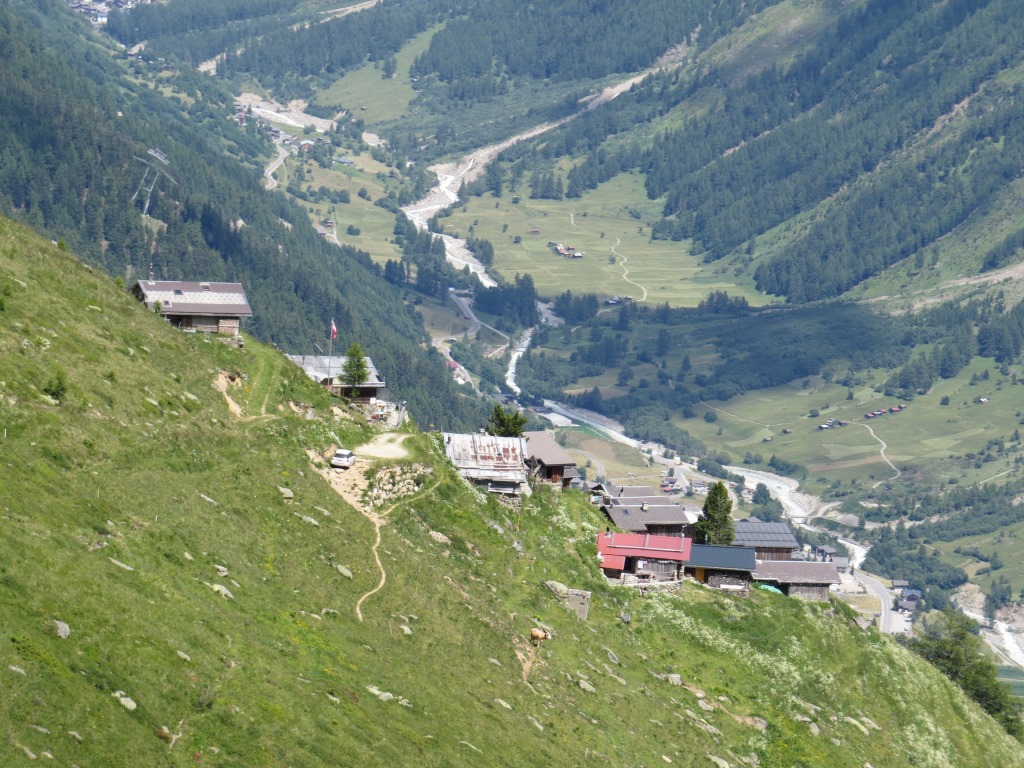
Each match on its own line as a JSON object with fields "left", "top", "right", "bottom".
{"left": 602, "top": 502, "right": 700, "bottom": 533}
{"left": 685, "top": 544, "right": 756, "bottom": 572}
{"left": 524, "top": 431, "right": 576, "bottom": 467}
{"left": 897, "top": 599, "right": 919, "bottom": 611}
{"left": 891, "top": 579, "right": 910, "bottom": 588}
{"left": 133, "top": 280, "right": 252, "bottom": 318}
{"left": 734, "top": 521, "right": 799, "bottom": 550}
{"left": 753, "top": 561, "right": 840, "bottom": 585}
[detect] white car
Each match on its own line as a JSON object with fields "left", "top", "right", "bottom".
{"left": 330, "top": 449, "right": 355, "bottom": 469}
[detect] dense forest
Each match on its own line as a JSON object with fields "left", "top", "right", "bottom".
{"left": 488, "top": 0, "right": 1024, "bottom": 301}
{"left": 0, "top": 0, "right": 487, "bottom": 431}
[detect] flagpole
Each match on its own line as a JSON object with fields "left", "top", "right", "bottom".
{"left": 327, "top": 318, "right": 334, "bottom": 394}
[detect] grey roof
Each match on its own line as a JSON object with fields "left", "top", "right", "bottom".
{"left": 685, "top": 544, "right": 756, "bottom": 572}
{"left": 133, "top": 280, "right": 252, "bottom": 317}
{"left": 892, "top": 579, "right": 910, "bottom": 588}
{"left": 524, "top": 431, "right": 576, "bottom": 467}
{"left": 286, "top": 355, "right": 385, "bottom": 387}
{"left": 602, "top": 502, "right": 700, "bottom": 533}
{"left": 442, "top": 433, "right": 528, "bottom": 484}
{"left": 832, "top": 556, "right": 850, "bottom": 569}
{"left": 733, "top": 521, "right": 799, "bottom": 550}
{"left": 897, "top": 599, "right": 919, "bottom": 611}
{"left": 753, "top": 561, "right": 840, "bottom": 585}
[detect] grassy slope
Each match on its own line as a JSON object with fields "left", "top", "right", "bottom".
{"left": 1, "top": 216, "right": 1022, "bottom": 766}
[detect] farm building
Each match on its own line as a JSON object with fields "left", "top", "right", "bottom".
{"left": 524, "top": 431, "right": 577, "bottom": 488}
{"left": 286, "top": 354, "right": 386, "bottom": 401}
{"left": 596, "top": 532, "right": 691, "bottom": 581}
{"left": 683, "top": 544, "right": 756, "bottom": 592}
{"left": 752, "top": 561, "right": 840, "bottom": 601}
{"left": 733, "top": 518, "right": 800, "bottom": 561}
{"left": 132, "top": 280, "right": 252, "bottom": 340}
{"left": 600, "top": 497, "right": 700, "bottom": 537}
{"left": 442, "top": 432, "right": 528, "bottom": 495}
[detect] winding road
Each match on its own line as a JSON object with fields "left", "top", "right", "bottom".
{"left": 858, "top": 423, "right": 902, "bottom": 488}
{"left": 264, "top": 140, "right": 288, "bottom": 190}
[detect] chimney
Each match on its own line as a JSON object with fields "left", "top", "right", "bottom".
{"left": 148, "top": 262, "right": 154, "bottom": 282}
{"left": 641, "top": 502, "right": 648, "bottom": 512}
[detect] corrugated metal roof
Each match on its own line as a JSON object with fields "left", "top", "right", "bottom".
{"left": 733, "top": 521, "right": 800, "bottom": 550}
{"left": 686, "top": 544, "right": 756, "bottom": 571}
{"left": 133, "top": 280, "right": 252, "bottom": 317}
{"left": 524, "top": 431, "right": 576, "bottom": 467}
{"left": 443, "top": 433, "right": 528, "bottom": 484}
{"left": 286, "top": 355, "right": 385, "bottom": 387}
{"left": 753, "top": 561, "right": 840, "bottom": 585}
{"left": 596, "top": 532, "right": 691, "bottom": 563}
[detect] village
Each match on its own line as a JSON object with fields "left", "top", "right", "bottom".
{"left": 129, "top": 275, "right": 910, "bottom": 627}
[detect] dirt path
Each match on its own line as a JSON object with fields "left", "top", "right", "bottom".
{"left": 857, "top": 423, "right": 902, "bottom": 488}
{"left": 212, "top": 372, "right": 245, "bottom": 417}
{"left": 613, "top": 243, "right": 649, "bottom": 302}
{"left": 309, "top": 433, "right": 447, "bottom": 621}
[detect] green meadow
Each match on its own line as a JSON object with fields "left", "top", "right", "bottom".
{"left": 442, "top": 173, "right": 772, "bottom": 307}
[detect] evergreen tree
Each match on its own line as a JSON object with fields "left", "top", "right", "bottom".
{"left": 694, "top": 481, "right": 734, "bottom": 545}
{"left": 342, "top": 342, "right": 369, "bottom": 389}
{"left": 486, "top": 404, "right": 527, "bottom": 437}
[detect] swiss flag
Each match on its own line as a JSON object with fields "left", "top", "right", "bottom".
{"left": 330, "top": 319, "right": 338, "bottom": 340}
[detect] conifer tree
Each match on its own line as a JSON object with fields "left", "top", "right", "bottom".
{"left": 342, "top": 342, "right": 369, "bottom": 389}
{"left": 695, "top": 481, "right": 734, "bottom": 545}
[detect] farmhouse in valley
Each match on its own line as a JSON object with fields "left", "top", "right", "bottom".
{"left": 132, "top": 279, "right": 252, "bottom": 339}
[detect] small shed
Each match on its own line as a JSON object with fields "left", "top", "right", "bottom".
{"left": 752, "top": 560, "right": 840, "bottom": 601}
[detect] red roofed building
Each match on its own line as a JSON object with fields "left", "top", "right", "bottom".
{"left": 596, "top": 532, "right": 691, "bottom": 581}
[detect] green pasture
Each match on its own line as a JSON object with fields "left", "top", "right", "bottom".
{"left": 279, "top": 149, "right": 404, "bottom": 264}
{"left": 442, "top": 173, "right": 770, "bottom": 307}
{"left": 935, "top": 522, "right": 1024, "bottom": 597}
{"left": 413, "top": 293, "right": 476, "bottom": 342}
{"left": 311, "top": 25, "right": 439, "bottom": 124}
{"left": 677, "top": 357, "right": 1024, "bottom": 494}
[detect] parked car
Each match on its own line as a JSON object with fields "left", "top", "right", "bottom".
{"left": 330, "top": 448, "right": 355, "bottom": 469}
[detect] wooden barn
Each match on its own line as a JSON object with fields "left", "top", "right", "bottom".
{"left": 752, "top": 561, "right": 840, "bottom": 601}
{"left": 132, "top": 280, "right": 252, "bottom": 339}
{"left": 596, "top": 532, "right": 690, "bottom": 581}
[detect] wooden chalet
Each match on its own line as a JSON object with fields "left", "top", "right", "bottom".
{"left": 132, "top": 280, "right": 252, "bottom": 339}
{"left": 733, "top": 518, "right": 800, "bottom": 561}
{"left": 286, "top": 354, "right": 386, "bottom": 401}
{"left": 596, "top": 532, "right": 691, "bottom": 581}
{"left": 524, "top": 431, "right": 577, "bottom": 488}
{"left": 600, "top": 495, "right": 700, "bottom": 537}
{"left": 752, "top": 560, "right": 840, "bottom": 601}
{"left": 684, "top": 544, "right": 756, "bottom": 592}
{"left": 442, "top": 432, "right": 528, "bottom": 495}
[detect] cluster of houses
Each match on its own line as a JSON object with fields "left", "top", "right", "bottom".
{"left": 817, "top": 417, "right": 849, "bottom": 431}
{"left": 547, "top": 242, "right": 584, "bottom": 259}
{"left": 589, "top": 481, "right": 841, "bottom": 601}
{"left": 442, "top": 430, "right": 580, "bottom": 496}
{"left": 67, "top": 0, "right": 142, "bottom": 26}
{"left": 439, "top": 435, "right": 842, "bottom": 601}
{"left": 864, "top": 404, "right": 907, "bottom": 419}
{"left": 891, "top": 580, "right": 924, "bottom": 612}
{"left": 132, "top": 279, "right": 846, "bottom": 604}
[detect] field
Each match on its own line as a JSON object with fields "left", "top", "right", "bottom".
{"left": 676, "top": 356, "right": 1024, "bottom": 496}
{"left": 311, "top": 25, "right": 440, "bottom": 125}
{"left": 442, "top": 173, "right": 773, "bottom": 307}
